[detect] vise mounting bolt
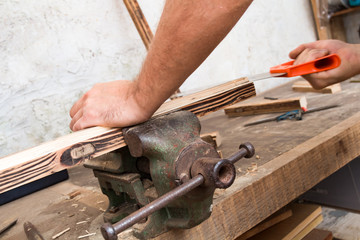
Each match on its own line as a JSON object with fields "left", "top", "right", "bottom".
{"left": 84, "top": 111, "right": 255, "bottom": 240}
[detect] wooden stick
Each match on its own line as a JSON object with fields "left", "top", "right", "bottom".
{"left": 123, "top": 0, "right": 153, "bottom": 50}
{"left": 0, "top": 78, "right": 255, "bottom": 194}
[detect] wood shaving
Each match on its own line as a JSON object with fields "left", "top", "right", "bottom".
{"left": 52, "top": 227, "right": 70, "bottom": 239}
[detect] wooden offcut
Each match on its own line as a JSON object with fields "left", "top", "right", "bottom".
{"left": 224, "top": 96, "right": 307, "bottom": 117}
{"left": 303, "top": 229, "right": 333, "bottom": 240}
{"left": 292, "top": 80, "right": 341, "bottom": 94}
{"left": 0, "top": 78, "right": 255, "bottom": 194}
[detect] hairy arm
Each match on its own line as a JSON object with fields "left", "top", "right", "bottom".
{"left": 70, "top": 0, "right": 253, "bottom": 131}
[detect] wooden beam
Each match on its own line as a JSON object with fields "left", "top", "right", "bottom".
{"left": 150, "top": 111, "right": 360, "bottom": 239}
{"left": 292, "top": 80, "right": 341, "bottom": 94}
{"left": 0, "top": 78, "right": 255, "bottom": 194}
{"left": 123, "top": 0, "right": 153, "bottom": 50}
{"left": 224, "top": 96, "right": 307, "bottom": 117}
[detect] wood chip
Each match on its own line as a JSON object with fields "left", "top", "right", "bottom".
{"left": 68, "top": 190, "right": 81, "bottom": 199}
{"left": 76, "top": 221, "right": 88, "bottom": 225}
{"left": 52, "top": 227, "right": 70, "bottom": 239}
{"left": 78, "top": 232, "right": 96, "bottom": 239}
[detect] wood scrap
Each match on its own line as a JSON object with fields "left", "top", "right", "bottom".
{"left": 247, "top": 204, "right": 322, "bottom": 240}
{"left": 236, "top": 208, "right": 293, "bottom": 240}
{"left": 200, "top": 131, "right": 222, "bottom": 148}
{"left": 52, "top": 227, "right": 70, "bottom": 239}
{"left": 292, "top": 80, "right": 341, "bottom": 94}
{"left": 303, "top": 229, "right": 333, "bottom": 240}
{"left": 0, "top": 78, "right": 254, "bottom": 195}
{"left": 224, "top": 96, "right": 307, "bottom": 117}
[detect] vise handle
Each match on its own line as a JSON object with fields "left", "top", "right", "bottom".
{"left": 101, "top": 142, "right": 255, "bottom": 240}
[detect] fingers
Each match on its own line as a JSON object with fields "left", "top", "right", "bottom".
{"left": 289, "top": 44, "right": 307, "bottom": 59}
{"left": 293, "top": 48, "right": 329, "bottom": 65}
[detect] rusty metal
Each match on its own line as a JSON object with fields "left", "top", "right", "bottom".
{"left": 227, "top": 142, "right": 255, "bottom": 164}
{"left": 101, "top": 143, "right": 255, "bottom": 239}
{"left": 101, "top": 175, "right": 205, "bottom": 240}
{"left": 191, "top": 158, "right": 235, "bottom": 189}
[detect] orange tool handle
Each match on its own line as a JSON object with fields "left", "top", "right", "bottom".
{"left": 270, "top": 54, "right": 341, "bottom": 77}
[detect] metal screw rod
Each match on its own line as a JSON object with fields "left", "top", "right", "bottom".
{"left": 227, "top": 143, "right": 255, "bottom": 164}
{"left": 101, "top": 174, "right": 205, "bottom": 240}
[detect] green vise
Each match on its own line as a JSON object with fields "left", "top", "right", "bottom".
{"left": 84, "top": 111, "right": 254, "bottom": 240}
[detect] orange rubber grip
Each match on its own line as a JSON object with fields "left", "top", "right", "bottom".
{"left": 270, "top": 54, "right": 341, "bottom": 77}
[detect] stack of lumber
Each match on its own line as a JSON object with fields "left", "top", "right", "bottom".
{"left": 239, "top": 203, "right": 323, "bottom": 240}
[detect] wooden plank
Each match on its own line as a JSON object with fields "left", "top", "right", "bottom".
{"left": 310, "top": 0, "right": 331, "bottom": 40}
{"left": 236, "top": 208, "right": 293, "bottom": 240}
{"left": 152, "top": 111, "right": 360, "bottom": 239}
{"left": 247, "top": 204, "right": 322, "bottom": 240}
{"left": 224, "top": 96, "right": 307, "bottom": 117}
{"left": 303, "top": 229, "right": 333, "bottom": 240}
{"left": 0, "top": 78, "right": 255, "bottom": 194}
{"left": 331, "top": 6, "right": 360, "bottom": 17}
{"left": 123, "top": 0, "right": 153, "bottom": 50}
{"left": 292, "top": 80, "right": 341, "bottom": 94}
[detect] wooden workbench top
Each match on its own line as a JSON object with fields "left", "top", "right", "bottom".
{"left": 154, "top": 78, "right": 360, "bottom": 239}
{"left": 1, "top": 78, "right": 360, "bottom": 240}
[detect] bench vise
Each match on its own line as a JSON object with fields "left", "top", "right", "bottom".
{"left": 84, "top": 111, "right": 255, "bottom": 240}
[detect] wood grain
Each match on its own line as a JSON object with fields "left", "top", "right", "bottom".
{"left": 153, "top": 111, "right": 360, "bottom": 239}
{"left": 0, "top": 78, "right": 255, "bottom": 194}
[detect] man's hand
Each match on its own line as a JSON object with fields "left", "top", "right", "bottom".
{"left": 69, "top": 80, "right": 153, "bottom": 131}
{"left": 69, "top": 0, "right": 253, "bottom": 131}
{"left": 289, "top": 40, "right": 360, "bottom": 89}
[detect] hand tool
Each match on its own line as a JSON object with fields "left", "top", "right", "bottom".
{"left": 248, "top": 54, "right": 341, "bottom": 82}
{"left": 23, "top": 221, "right": 45, "bottom": 240}
{"left": 244, "top": 104, "right": 339, "bottom": 127}
{"left": 84, "top": 111, "right": 255, "bottom": 240}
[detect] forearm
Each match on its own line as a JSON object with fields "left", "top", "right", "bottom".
{"left": 134, "top": 0, "right": 253, "bottom": 116}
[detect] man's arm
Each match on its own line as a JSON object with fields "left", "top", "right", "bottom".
{"left": 289, "top": 40, "right": 360, "bottom": 89}
{"left": 70, "top": 0, "right": 253, "bottom": 131}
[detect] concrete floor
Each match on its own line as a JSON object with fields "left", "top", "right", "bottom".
{"left": 318, "top": 207, "right": 360, "bottom": 240}
{"left": 1, "top": 165, "right": 360, "bottom": 240}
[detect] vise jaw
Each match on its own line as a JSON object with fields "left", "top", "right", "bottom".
{"left": 84, "top": 111, "right": 254, "bottom": 240}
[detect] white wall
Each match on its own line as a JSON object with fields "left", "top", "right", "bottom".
{"left": 0, "top": 0, "right": 317, "bottom": 157}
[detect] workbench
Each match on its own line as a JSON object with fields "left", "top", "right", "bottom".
{"left": 1, "top": 78, "right": 360, "bottom": 240}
